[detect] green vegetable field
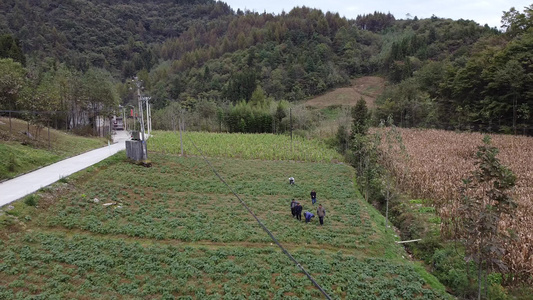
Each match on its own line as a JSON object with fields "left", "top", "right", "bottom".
{"left": 148, "top": 131, "right": 344, "bottom": 163}
{"left": 0, "top": 133, "right": 448, "bottom": 299}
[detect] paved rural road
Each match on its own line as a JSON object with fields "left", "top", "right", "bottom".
{"left": 0, "top": 131, "right": 130, "bottom": 207}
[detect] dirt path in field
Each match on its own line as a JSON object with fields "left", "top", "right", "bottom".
{"left": 304, "top": 76, "right": 386, "bottom": 108}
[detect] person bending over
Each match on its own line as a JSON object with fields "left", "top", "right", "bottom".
{"left": 304, "top": 211, "right": 314, "bottom": 223}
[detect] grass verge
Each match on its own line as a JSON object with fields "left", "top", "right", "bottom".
{"left": 0, "top": 117, "right": 107, "bottom": 180}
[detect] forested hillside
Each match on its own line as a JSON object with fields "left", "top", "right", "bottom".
{"left": 374, "top": 8, "right": 533, "bottom": 134}
{"left": 0, "top": 0, "right": 231, "bottom": 76}
{"left": 0, "top": 0, "right": 531, "bottom": 135}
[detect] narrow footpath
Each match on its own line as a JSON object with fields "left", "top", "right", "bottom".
{"left": 0, "top": 131, "right": 130, "bottom": 207}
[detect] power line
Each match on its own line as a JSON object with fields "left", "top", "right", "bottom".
{"left": 185, "top": 133, "right": 332, "bottom": 300}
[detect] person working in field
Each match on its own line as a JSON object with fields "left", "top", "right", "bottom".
{"left": 310, "top": 190, "right": 317, "bottom": 205}
{"left": 289, "top": 177, "right": 295, "bottom": 185}
{"left": 316, "top": 204, "right": 326, "bottom": 226}
{"left": 295, "top": 203, "right": 303, "bottom": 221}
{"left": 291, "top": 199, "right": 298, "bottom": 218}
{"left": 304, "top": 211, "right": 314, "bottom": 223}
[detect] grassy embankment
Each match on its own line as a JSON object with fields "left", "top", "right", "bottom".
{"left": 302, "top": 76, "right": 386, "bottom": 141}
{"left": 0, "top": 117, "right": 107, "bottom": 180}
{"left": 0, "top": 131, "right": 448, "bottom": 299}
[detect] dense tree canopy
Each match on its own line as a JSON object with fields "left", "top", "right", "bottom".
{"left": 0, "top": 0, "right": 228, "bottom": 76}
{"left": 1, "top": 0, "right": 531, "bottom": 135}
{"left": 374, "top": 6, "right": 533, "bottom": 134}
{"left": 0, "top": 34, "right": 25, "bottom": 65}
{"left": 0, "top": 58, "right": 26, "bottom": 111}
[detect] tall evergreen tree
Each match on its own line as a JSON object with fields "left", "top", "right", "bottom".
{"left": 350, "top": 98, "right": 371, "bottom": 177}
{"left": 0, "top": 34, "right": 25, "bottom": 66}
{"left": 351, "top": 97, "right": 370, "bottom": 138}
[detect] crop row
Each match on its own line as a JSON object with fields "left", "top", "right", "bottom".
{"left": 0, "top": 232, "right": 445, "bottom": 299}
{"left": 148, "top": 131, "right": 344, "bottom": 163}
{"left": 38, "top": 153, "right": 377, "bottom": 249}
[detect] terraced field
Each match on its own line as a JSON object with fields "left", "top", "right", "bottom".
{"left": 304, "top": 77, "right": 385, "bottom": 108}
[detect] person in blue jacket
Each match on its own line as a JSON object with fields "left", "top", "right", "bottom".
{"left": 304, "top": 211, "right": 314, "bottom": 223}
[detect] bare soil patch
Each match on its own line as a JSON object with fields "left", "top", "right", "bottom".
{"left": 305, "top": 76, "right": 385, "bottom": 108}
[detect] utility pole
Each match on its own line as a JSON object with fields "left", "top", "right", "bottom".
{"left": 132, "top": 106, "right": 136, "bottom": 131}
{"left": 143, "top": 96, "right": 152, "bottom": 136}
{"left": 119, "top": 105, "right": 124, "bottom": 131}
{"left": 147, "top": 101, "right": 151, "bottom": 135}
{"left": 148, "top": 101, "right": 152, "bottom": 135}
{"left": 123, "top": 106, "right": 126, "bottom": 131}
{"left": 134, "top": 77, "right": 147, "bottom": 160}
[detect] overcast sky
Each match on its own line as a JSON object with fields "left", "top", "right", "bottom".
{"left": 221, "top": 0, "right": 531, "bottom": 29}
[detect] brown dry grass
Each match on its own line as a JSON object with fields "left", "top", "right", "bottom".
{"left": 305, "top": 76, "right": 385, "bottom": 108}
{"left": 378, "top": 128, "right": 533, "bottom": 283}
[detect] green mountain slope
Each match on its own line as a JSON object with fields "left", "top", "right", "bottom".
{"left": 0, "top": 0, "right": 231, "bottom": 75}
{"left": 2, "top": 0, "right": 530, "bottom": 133}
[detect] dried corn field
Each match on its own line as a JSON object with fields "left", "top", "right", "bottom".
{"left": 376, "top": 128, "right": 533, "bottom": 283}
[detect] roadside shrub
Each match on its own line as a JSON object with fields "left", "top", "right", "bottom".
{"left": 488, "top": 283, "right": 510, "bottom": 300}
{"left": 412, "top": 235, "right": 442, "bottom": 262}
{"left": 8, "top": 153, "right": 18, "bottom": 172}
{"left": 72, "top": 125, "right": 97, "bottom": 136}
{"left": 431, "top": 247, "right": 477, "bottom": 298}
{"left": 24, "top": 194, "right": 39, "bottom": 207}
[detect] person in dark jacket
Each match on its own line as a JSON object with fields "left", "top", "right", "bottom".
{"left": 304, "top": 211, "right": 314, "bottom": 223}
{"left": 290, "top": 199, "right": 297, "bottom": 217}
{"left": 316, "top": 204, "right": 326, "bottom": 225}
{"left": 310, "top": 190, "right": 317, "bottom": 205}
{"left": 295, "top": 203, "right": 303, "bottom": 221}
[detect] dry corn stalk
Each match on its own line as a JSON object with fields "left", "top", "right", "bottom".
{"left": 374, "top": 128, "right": 533, "bottom": 284}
